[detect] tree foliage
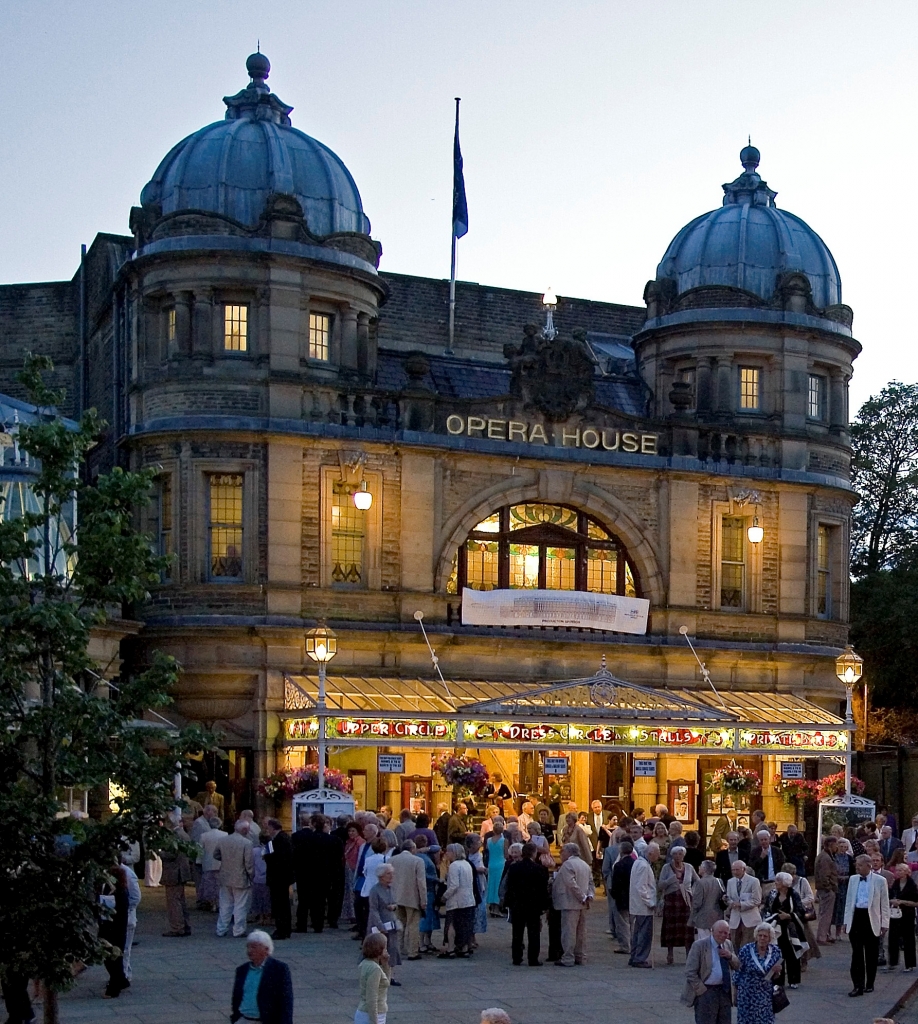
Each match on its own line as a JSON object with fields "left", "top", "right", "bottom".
{"left": 0, "top": 356, "right": 213, "bottom": 1005}
{"left": 850, "top": 381, "right": 918, "bottom": 576}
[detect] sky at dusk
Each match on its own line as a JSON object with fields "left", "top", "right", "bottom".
{"left": 1, "top": 1, "right": 914, "bottom": 410}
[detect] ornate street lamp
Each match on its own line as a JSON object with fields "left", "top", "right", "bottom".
{"left": 746, "top": 516, "right": 764, "bottom": 544}
{"left": 305, "top": 621, "right": 337, "bottom": 790}
{"left": 835, "top": 644, "right": 863, "bottom": 795}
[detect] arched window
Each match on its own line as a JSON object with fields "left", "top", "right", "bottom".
{"left": 446, "top": 503, "right": 639, "bottom": 596}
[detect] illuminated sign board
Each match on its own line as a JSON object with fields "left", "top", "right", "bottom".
{"left": 284, "top": 717, "right": 319, "bottom": 741}
{"left": 464, "top": 721, "right": 567, "bottom": 744}
{"left": 738, "top": 729, "right": 848, "bottom": 752}
{"left": 327, "top": 718, "right": 456, "bottom": 742}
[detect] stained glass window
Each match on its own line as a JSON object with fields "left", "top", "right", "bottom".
{"left": 331, "top": 480, "right": 365, "bottom": 585}
{"left": 457, "top": 503, "right": 639, "bottom": 597}
{"left": 209, "top": 474, "right": 243, "bottom": 579}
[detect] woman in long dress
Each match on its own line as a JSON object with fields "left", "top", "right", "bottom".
{"left": 736, "top": 922, "right": 783, "bottom": 1024}
{"left": 485, "top": 820, "right": 506, "bottom": 916}
{"left": 831, "top": 838, "right": 854, "bottom": 940}
{"left": 343, "top": 823, "right": 365, "bottom": 924}
{"left": 658, "top": 845, "right": 698, "bottom": 964}
{"left": 762, "top": 871, "right": 806, "bottom": 988}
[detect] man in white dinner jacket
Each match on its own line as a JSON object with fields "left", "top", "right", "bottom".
{"left": 843, "top": 853, "right": 890, "bottom": 997}
{"left": 900, "top": 813, "right": 918, "bottom": 855}
{"left": 724, "top": 859, "right": 762, "bottom": 951}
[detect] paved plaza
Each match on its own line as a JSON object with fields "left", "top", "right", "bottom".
{"left": 42, "top": 887, "right": 914, "bottom": 1024}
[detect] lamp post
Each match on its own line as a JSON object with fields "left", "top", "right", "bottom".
{"left": 542, "top": 288, "right": 558, "bottom": 341}
{"left": 835, "top": 644, "right": 863, "bottom": 795}
{"left": 305, "top": 621, "right": 337, "bottom": 791}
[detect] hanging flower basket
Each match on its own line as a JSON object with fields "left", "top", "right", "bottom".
{"left": 707, "top": 761, "right": 761, "bottom": 795}
{"left": 431, "top": 754, "right": 490, "bottom": 797}
{"left": 773, "top": 775, "right": 820, "bottom": 807}
{"left": 816, "top": 771, "right": 865, "bottom": 801}
{"left": 256, "top": 766, "right": 352, "bottom": 801}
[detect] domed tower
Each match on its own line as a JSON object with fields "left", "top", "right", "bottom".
{"left": 128, "top": 52, "right": 385, "bottom": 410}
{"left": 118, "top": 55, "right": 387, "bottom": 742}
{"left": 637, "top": 146, "right": 859, "bottom": 476}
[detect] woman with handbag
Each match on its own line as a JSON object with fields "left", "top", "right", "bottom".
{"left": 657, "top": 845, "right": 698, "bottom": 964}
{"left": 439, "top": 843, "right": 476, "bottom": 959}
{"left": 736, "top": 921, "right": 784, "bottom": 1024}
{"left": 783, "top": 862, "right": 820, "bottom": 964}
{"left": 887, "top": 862, "right": 918, "bottom": 972}
{"left": 762, "top": 872, "right": 806, "bottom": 989}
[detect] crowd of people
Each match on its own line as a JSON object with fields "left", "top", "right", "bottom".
{"left": 10, "top": 786, "right": 914, "bottom": 1024}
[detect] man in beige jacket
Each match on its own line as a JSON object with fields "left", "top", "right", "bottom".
{"left": 389, "top": 840, "right": 427, "bottom": 959}
{"left": 214, "top": 820, "right": 254, "bottom": 937}
{"left": 552, "top": 842, "right": 595, "bottom": 966}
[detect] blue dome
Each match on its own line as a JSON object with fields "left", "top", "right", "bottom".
{"left": 656, "top": 150, "right": 841, "bottom": 309}
{"left": 140, "top": 55, "right": 370, "bottom": 238}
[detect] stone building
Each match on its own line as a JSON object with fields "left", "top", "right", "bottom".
{"left": 0, "top": 54, "right": 859, "bottom": 836}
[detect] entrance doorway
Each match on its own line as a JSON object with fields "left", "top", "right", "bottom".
{"left": 589, "top": 753, "right": 630, "bottom": 816}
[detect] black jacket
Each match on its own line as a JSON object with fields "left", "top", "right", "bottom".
{"left": 610, "top": 855, "right": 635, "bottom": 911}
{"left": 433, "top": 812, "right": 450, "bottom": 851}
{"left": 263, "top": 830, "right": 294, "bottom": 887}
{"left": 231, "top": 957, "right": 293, "bottom": 1024}
{"left": 715, "top": 849, "right": 739, "bottom": 882}
{"left": 504, "top": 857, "right": 549, "bottom": 913}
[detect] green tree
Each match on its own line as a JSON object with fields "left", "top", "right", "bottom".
{"left": 0, "top": 356, "right": 212, "bottom": 1023}
{"left": 850, "top": 381, "right": 918, "bottom": 576}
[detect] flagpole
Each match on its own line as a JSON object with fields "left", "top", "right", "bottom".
{"left": 448, "top": 97, "right": 460, "bottom": 356}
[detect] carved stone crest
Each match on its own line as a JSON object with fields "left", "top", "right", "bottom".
{"left": 503, "top": 325, "right": 595, "bottom": 421}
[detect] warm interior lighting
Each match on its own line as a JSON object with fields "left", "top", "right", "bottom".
{"left": 353, "top": 481, "right": 372, "bottom": 510}
{"left": 747, "top": 516, "right": 764, "bottom": 544}
{"left": 835, "top": 644, "right": 863, "bottom": 686}
{"left": 542, "top": 287, "right": 557, "bottom": 307}
{"left": 305, "top": 621, "right": 337, "bottom": 663}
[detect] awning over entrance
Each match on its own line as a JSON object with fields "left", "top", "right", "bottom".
{"left": 282, "top": 663, "right": 849, "bottom": 756}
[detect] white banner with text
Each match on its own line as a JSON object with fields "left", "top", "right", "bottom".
{"left": 461, "top": 588, "right": 649, "bottom": 634}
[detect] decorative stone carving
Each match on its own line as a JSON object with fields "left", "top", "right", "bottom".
{"left": 503, "top": 324, "right": 595, "bottom": 421}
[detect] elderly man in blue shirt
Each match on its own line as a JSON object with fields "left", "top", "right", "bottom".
{"left": 231, "top": 931, "right": 293, "bottom": 1024}
{"left": 682, "top": 919, "right": 740, "bottom": 1024}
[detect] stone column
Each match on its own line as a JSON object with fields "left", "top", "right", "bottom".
{"left": 357, "top": 312, "right": 375, "bottom": 378}
{"left": 192, "top": 287, "right": 213, "bottom": 359}
{"left": 715, "top": 356, "right": 733, "bottom": 415}
{"left": 173, "top": 291, "right": 193, "bottom": 359}
{"left": 696, "top": 357, "right": 714, "bottom": 415}
{"left": 829, "top": 369, "right": 847, "bottom": 433}
{"left": 339, "top": 305, "right": 359, "bottom": 371}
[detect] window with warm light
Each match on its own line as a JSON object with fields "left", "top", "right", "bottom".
{"left": 166, "top": 308, "right": 176, "bottom": 344}
{"left": 331, "top": 480, "right": 365, "bottom": 585}
{"left": 224, "top": 304, "right": 248, "bottom": 352}
{"left": 208, "top": 474, "right": 243, "bottom": 579}
{"left": 309, "top": 313, "right": 331, "bottom": 361}
{"left": 808, "top": 374, "right": 825, "bottom": 420}
{"left": 448, "top": 503, "right": 639, "bottom": 596}
{"left": 720, "top": 516, "right": 746, "bottom": 609}
{"left": 739, "top": 367, "right": 760, "bottom": 411}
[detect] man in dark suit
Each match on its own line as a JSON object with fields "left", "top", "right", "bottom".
{"left": 291, "top": 811, "right": 314, "bottom": 932}
{"left": 879, "top": 826, "right": 904, "bottom": 864}
{"left": 231, "top": 931, "right": 293, "bottom": 1024}
{"left": 715, "top": 831, "right": 742, "bottom": 882}
{"left": 301, "top": 813, "right": 345, "bottom": 931}
{"left": 587, "top": 799, "right": 613, "bottom": 887}
{"left": 433, "top": 803, "right": 451, "bottom": 850}
{"left": 262, "top": 818, "right": 294, "bottom": 940}
{"left": 504, "top": 841, "right": 549, "bottom": 965}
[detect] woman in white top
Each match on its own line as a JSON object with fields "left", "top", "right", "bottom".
{"left": 361, "top": 838, "right": 392, "bottom": 899}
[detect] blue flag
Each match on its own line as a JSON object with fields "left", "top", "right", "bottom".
{"left": 452, "top": 105, "right": 468, "bottom": 239}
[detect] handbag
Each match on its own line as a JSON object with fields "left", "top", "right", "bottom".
{"left": 772, "top": 984, "right": 790, "bottom": 1014}
{"left": 890, "top": 906, "right": 903, "bottom": 919}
